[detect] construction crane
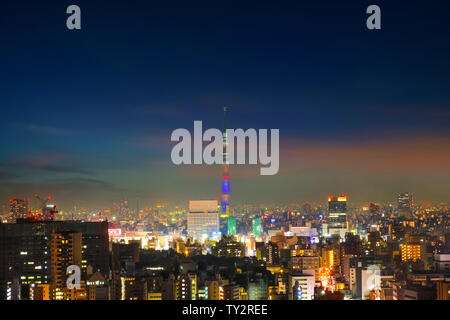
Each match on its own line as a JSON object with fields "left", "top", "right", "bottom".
{"left": 34, "top": 193, "right": 57, "bottom": 221}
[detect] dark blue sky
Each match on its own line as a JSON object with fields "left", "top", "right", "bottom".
{"left": 1, "top": 0, "right": 450, "bottom": 209}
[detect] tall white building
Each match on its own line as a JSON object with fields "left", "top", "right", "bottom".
{"left": 187, "top": 200, "right": 220, "bottom": 240}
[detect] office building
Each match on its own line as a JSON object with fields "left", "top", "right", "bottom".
{"left": 327, "top": 194, "right": 348, "bottom": 238}
{"left": 398, "top": 192, "right": 413, "bottom": 219}
{"left": 0, "top": 220, "right": 109, "bottom": 300}
{"left": 187, "top": 200, "right": 220, "bottom": 239}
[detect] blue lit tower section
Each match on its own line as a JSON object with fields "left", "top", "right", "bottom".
{"left": 220, "top": 107, "right": 230, "bottom": 217}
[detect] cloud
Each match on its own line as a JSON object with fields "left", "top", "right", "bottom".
{"left": 5, "top": 152, "right": 94, "bottom": 175}
{"left": 128, "top": 131, "right": 173, "bottom": 150}
{"left": 280, "top": 134, "right": 450, "bottom": 176}
{"left": 37, "top": 165, "right": 93, "bottom": 175}
{"left": 366, "top": 105, "right": 450, "bottom": 118}
{"left": 0, "top": 172, "right": 20, "bottom": 180}
{"left": 26, "top": 124, "right": 77, "bottom": 136}
{"left": 175, "top": 164, "right": 260, "bottom": 179}
{"left": 0, "top": 177, "right": 124, "bottom": 209}
{"left": 45, "top": 177, "right": 117, "bottom": 189}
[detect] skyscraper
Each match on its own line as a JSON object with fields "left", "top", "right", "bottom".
{"left": 0, "top": 220, "right": 109, "bottom": 300}
{"left": 187, "top": 200, "right": 220, "bottom": 239}
{"left": 398, "top": 192, "right": 413, "bottom": 219}
{"left": 327, "top": 194, "right": 348, "bottom": 239}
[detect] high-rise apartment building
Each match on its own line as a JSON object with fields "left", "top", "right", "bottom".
{"left": 205, "top": 278, "right": 222, "bottom": 300}
{"left": 9, "top": 198, "right": 29, "bottom": 221}
{"left": 400, "top": 244, "right": 423, "bottom": 262}
{"left": 176, "top": 273, "right": 197, "bottom": 300}
{"left": 50, "top": 231, "right": 82, "bottom": 300}
{"left": 0, "top": 220, "right": 109, "bottom": 300}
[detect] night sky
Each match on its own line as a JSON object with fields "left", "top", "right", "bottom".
{"left": 1, "top": 0, "right": 450, "bottom": 209}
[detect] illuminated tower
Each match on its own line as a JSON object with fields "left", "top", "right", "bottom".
{"left": 220, "top": 107, "right": 230, "bottom": 217}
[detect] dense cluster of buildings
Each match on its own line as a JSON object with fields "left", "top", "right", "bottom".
{"left": 1, "top": 113, "right": 448, "bottom": 300}
{"left": 1, "top": 190, "right": 449, "bottom": 300}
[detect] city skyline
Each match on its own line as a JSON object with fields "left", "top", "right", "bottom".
{"left": 1, "top": 0, "right": 449, "bottom": 304}
{"left": 1, "top": 1, "right": 450, "bottom": 208}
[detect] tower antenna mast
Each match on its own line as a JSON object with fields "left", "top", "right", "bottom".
{"left": 220, "top": 107, "right": 230, "bottom": 217}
